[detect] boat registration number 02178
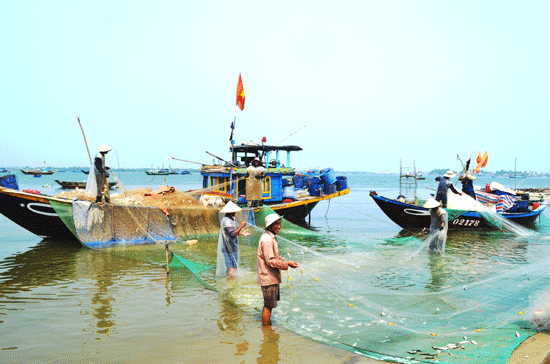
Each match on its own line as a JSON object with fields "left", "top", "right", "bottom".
{"left": 451, "top": 218, "right": 480, "bottom": 227}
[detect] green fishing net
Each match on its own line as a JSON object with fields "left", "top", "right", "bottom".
{"left": 53, "top": 197, "right": 550, "bottom": 363}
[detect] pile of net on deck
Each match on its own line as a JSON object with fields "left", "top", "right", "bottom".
{"left": 53, "top": 186, "right": 226, "bottom": 247}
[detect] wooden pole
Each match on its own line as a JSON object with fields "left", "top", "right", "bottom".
{"left": 165, "top": 242, "right": 170, "bottom": 275}
{"left": 77, "top": 117, "right": 93, "bottom": 165}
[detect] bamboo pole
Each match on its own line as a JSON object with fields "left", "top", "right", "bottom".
{"left": 165, "top": 242, "right": 170, "bottom": 275}
{"left": 77, "top": 117, "right": 93, "bottom": 165}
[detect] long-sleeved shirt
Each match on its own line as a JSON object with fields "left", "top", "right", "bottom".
{"left": 257, "top": 230, "right": 289, "bottom": 286}
{"left": 435, "top": 176, "right": 460, "bottom": 196}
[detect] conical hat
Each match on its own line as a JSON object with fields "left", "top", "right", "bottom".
{"left": 444, "top": 170, "right": 455, "bottom": 178}
{"left": 423, "top": 198, "right": 441, "bottom": 209}
{"left": 265, "top": 213, "right": 282, "bottom": 228}
{"left": 98, "top": 143, "right": 113, "bottom": 153}
{"left": 220, "top": 201, "right": 242, "bottom": 213}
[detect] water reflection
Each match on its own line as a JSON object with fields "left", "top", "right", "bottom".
{"left": 426, "top": 254, "right": 451, "bottom": 291}
{"left": 258, "top": 326, "right": 280, "bottom": 364}
{"left": 217, "top": 298, "right": 244, "bottom": 334}
{"left": 0, "top": 238, "right": 152, "bottom": 337}
{"left": 217, "top": 298, "right": 251, "bottom": 358}
{"left": 0, "top": 238, "right": 81, "bottom": 290}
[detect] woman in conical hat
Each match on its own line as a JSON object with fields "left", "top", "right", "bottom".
{"left": 423, "top": 198, "right": 448, "bottom": 255}
{"left": 217, "top": 201, "right": 250, "bottom": 279}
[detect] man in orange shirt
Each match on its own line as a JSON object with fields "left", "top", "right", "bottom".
{"left": 256, "top": 213, "right": 299, "bottom": 326}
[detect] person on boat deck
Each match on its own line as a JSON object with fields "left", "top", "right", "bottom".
{"left": 217, "top": 201, "right": 249, "bottom": 279}
{"left": 88, "top": 143, "right": 112, "bottom": 203}
{"left": 246, "top": 157, "right": 265, "bottom": 207}
{"left": 434, "top": 170, "right": 462, "bottom": 208}
{"left": 424, "top": 198, "right": 448, "bottom": 255}
{"left": 257, "top": 213, "right": 299, "bottom": 326}
{"left": 459, "top": 171, "right": 477, "bottom": 200}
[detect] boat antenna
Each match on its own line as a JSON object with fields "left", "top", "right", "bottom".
{"left": 77, "top": 117, "right": 93, "bottom": 165}
{"left": 275, "top": 125, "right": 306, "bottom": 145}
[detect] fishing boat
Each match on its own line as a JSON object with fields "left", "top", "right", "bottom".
{"left": 0, "top": 186, "right": 75, "bottom": 238}
{"left": 0, "top": 168, "right": 8, "bottom": 173}
{"left": 201, "top": 143, "right": 349, "bottom": 223}
{"left": 145, "top": 169, "right": 170, "bottom": 175}
{"left": 370, "top": 191, "right": 546, "bottom": 230}
{"left": 169, "top": 169, "right": 190, "bottom": 175}
{"left": 0, "top": 175, "right": 224, "bottom": 244}
{"left": 54, "top": 180, "right": 118, "bottom": 189}
{"left": 20, "top": 168, "right": 55, "bottom": 175}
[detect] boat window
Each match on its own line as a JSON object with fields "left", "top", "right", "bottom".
{"left": 237, "top": 176, "right": 246, "bottom": 196}
{"left": 209, "top": 177, "right": 227, "bottom": 192}
{"left": 264, "top": 176, "right": 271, "bottom": 193}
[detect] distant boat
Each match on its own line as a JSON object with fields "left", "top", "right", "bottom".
{"left": 169, "top": 169, "right": 190, "bottom": 175}
{"left": 0, "top": 168, "right": 9, "bottom": 173}
{"left": 54, "top": 179, "right": 117, "bottom": 189}
{"left": 145, "top": 169, "right": 170, "bottom": 175}
{"left": 81, "top": 169, "right": 89, "bottom": 174}
{"left": 20, "top": 168, "right": 55, "bottom": 175}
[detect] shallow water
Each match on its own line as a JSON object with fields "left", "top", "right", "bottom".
{"left": 2, "top": 170, "right": 550, "bottom": 363}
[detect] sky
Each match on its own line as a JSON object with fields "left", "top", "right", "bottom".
{"left": 1, "top": 1, "right": 549, "bottom": 173}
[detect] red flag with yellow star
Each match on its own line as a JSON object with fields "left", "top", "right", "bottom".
{"left": 236, "top": 73, "right": 245, "bottom": 111}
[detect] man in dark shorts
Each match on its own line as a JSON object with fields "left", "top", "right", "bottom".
{"left": 256, "top": 213, "right": 299, "bottom": 326}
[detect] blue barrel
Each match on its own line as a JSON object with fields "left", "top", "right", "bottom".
{"left": 0, "top": 174, "right": 19, "bottom": 190}
{"left": 320, "top": 168, "right": 337, "bottom": 185}
{"left": 293, "top": 175, "right": 306, "bottom": 189}
{"left": 237, "top": 195, "right": 247, "bottom": 204}
{"left": 324, "top": 182, "right": 337, "bottom": 195}
{"left": 282, "top": 186, "right": 296, "bottom": 200}
{"left": 308, "top": 177, "right": 322, "bottom": 196}
{"left": 336, "top": 176, "right": 347, "bottom": 191}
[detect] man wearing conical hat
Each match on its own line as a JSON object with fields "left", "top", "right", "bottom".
{"left": 257, "top": 213, "right": 299, "bottom": 326}
{"left": 245, "top": 157, "right": 265, "bottom": 207}
{"left": 86, "top": 143, "right": 113, "bottom": 203}
{"left": 218, "top": 201, "right": 249, "bottom": 279}
{"left": 434, "top": 170, "right": 462, "bottom": 208}
{"left": 423, "top": 198, "right": 448, "bottom": 255}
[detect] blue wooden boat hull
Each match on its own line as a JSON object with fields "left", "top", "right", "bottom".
{"left": 370, "top": 191, "right": 546, "bottom": 230}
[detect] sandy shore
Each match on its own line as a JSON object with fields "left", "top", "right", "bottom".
{"left": 509, "top": 332, "right": 550, "bottom": 364}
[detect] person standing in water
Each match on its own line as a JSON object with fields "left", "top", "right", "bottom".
{"left": 257, "top": 213, "right": 299, "bottom": 326}
{"left": 424, "top": 198, "right": 448, "bottom": 255}
{"left": 435, "top": 170, "right": 462, "bottom": 207}
{"left": 218, "top": 201, "right": 249, "bottom": 279}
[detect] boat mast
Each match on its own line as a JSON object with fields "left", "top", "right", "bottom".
{"left": 399, "top": 159, "right": 418, "bottom": 200}
{"left": 514, "top": 157, "right": 517, "bottom": 189}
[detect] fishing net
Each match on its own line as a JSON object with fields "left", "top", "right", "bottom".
{"left": 63, "top": 206, "right": 550, "bottom": 363}
{"left": 46, "top": 178, "right": 550, "bottom": 363}
{"left": 173, "top": 209, "right": 550, "bottom": 363}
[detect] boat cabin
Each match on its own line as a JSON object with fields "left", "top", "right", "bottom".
{"left": 201, "top": 144, "right": 302, "bottom": 203}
